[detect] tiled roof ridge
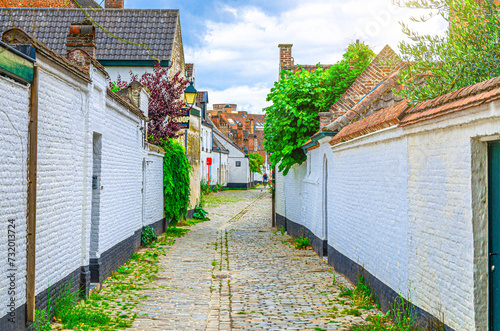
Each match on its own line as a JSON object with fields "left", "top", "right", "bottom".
{"left": 329, "top": 75, "right": 500, "bottom": 145}
{"left": 400, "top": 75, "right": 500, "bottom": 126}
{"left": 330, "top": 99, "right": 409, "bottom": 146}
{"left": 106, "top": 89, "right": 148, "bottom": 120}
{"left": 404, "top": 76, "right": 500, "bottom": 115}
{"left": 2, "top": 28, "right": 91, "bottom": 83}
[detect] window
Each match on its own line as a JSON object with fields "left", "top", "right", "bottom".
{"left": 236, "top": 161, "right": 241, "bottom": 167}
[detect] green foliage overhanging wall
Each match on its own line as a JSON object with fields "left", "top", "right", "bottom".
{"left": 159, "top": 138, "right": 191, "bottom": 225}
{"left": 395, "top": 0, "right": 500, "bottom": 104}
{"left": 249, "top": 152, "right": 265, "bottom": 174}
{"left": 264, "top": 42, "right": 375, "bottom": 175}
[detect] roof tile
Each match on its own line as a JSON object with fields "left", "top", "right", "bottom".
{"left": 0, "top": 8, "right": 178, "bottom": 60}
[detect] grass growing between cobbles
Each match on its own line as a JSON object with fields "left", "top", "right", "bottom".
{"left": 202, "top": 191, "right": 245, "bottom": 207}
{"left": 32, "top": 227, "right": 190, "bottom": 331}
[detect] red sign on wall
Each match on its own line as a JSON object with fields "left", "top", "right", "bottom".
{"left": 207, "top": 157, "right": 212, "bottom": 166}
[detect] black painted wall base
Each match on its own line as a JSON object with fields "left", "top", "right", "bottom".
{"left": 186, "top": 209, "right": 195, "bottom": 219}
{"left": 147, "top": 218, "right": 169, "bottom": 236}
{"left": 0, "top": 304, "right": 26, "bottom": 331}
{"left": 328, "top": 245, "right": 453, "bottom": 330}
{"left": 90, "top": 229, "right": 142, "bottom": 283}
{"left": 275, "top": 213, "right": 453, "bottom": 330}
{"left": 275, "top": 214, "right": 327, "bottom": 257}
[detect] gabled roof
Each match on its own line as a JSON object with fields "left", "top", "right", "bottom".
{"left": 324, "top": 45, "right": 405, "bottom": 132}
{"left": 0, "top": 8, "right": 179, "bottom": 60}
{"left": 327, "top": 46, "right": 405, "bottom": 120}
{"left": 212, "top": 135, "right": 229, "bottom": 154}
{"left": 330, "top": 100, "right": 409, "bottom": 145}
{"left": 196, "top": 91, "right": 208, "bottom": 103}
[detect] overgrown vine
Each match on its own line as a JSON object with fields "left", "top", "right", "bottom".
{"left": 159, "top": 138, "right": 191, "bottom": 225}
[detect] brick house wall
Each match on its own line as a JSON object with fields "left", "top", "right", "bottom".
{"left": 277, "top": 98, "right": 500, "bottom": 330}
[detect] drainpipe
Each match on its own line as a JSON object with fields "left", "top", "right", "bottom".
{"left": 26, "top": 65, "right": 39, "bottom": 323}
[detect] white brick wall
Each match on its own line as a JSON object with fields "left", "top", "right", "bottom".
{"left": 34, "top": 57, "right": 88, "bottom": 297}
{"left": 0, "top": 74, "right": 30, "bottom": 318}
{"left": 329, "top": 133, "right": 409, "bottom": 297}
{"left": 97, "top": 97, "right": 143, "bottom": 254}
{"left": 144, "top": 150, "right": 164, "bottom": 226}
{"left": 0, "top": 46, "right": 166, "bottom": 326}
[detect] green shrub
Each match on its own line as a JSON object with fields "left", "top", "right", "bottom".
{"left": 294, "top": 236, "right": 310, "bottom": 249}
{"left": 193, "top": 205, "right": 210, "bottom": 221}
{"left": 141, "top": 226, "right": 157, "bottom": 247}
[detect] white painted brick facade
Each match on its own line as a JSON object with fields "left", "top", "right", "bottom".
{"left": 34, "top": 57, "right": 88, "bottom": 297}
{"left": 0, "top": 74, "right": 30, "bottom": 319}
{"left": 144, "top": 150, "right": 165, "bottom": 226}
{"left": 278, "top": 100, "right": 500, "bottom": 330}
{"left": 0, "top": 48, "right": 165, "bottom": 326}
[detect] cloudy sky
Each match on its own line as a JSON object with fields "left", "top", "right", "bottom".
{"left": 126, "top": 0, "right": 447, "bottom": 114}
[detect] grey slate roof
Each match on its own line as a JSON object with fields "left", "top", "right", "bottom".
{"left": 76, "top": 0, "right": 101, "bottom": 8}
{"left": 0, "top": 8, "right": 178, "bottom": 60}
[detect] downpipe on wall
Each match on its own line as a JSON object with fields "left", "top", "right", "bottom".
{"left": 26, "top": 65, "right": 39, "bottom": 324}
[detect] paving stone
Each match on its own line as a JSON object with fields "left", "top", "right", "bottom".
{"left": 127, "top": 188, "right": 381, "bottom": 330}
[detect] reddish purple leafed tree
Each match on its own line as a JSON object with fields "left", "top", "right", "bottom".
{"left": 112, "top": 64, "right": 190, "bottom": 144}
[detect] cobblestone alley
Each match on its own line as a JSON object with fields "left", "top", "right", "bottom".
{"left": 129, "top": 189, "right": 381, "bottom": 331}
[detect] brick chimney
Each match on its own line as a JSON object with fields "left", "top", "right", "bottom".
{"left": 235, "top": 123, "right": 244, "bottom": 149}
{"left": 278, "top": 44, "right": 294, "bottom": 71}
{"left": 245, "top": 118, "right": 254, "bottom": 135}
{"left": 105, "top": 0, "right": 124, "bottom": 8}
{"left": 66, "top": 19, "right": 96, "bottom": 58}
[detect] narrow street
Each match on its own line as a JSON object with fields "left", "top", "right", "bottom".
{"left": 128, "top": 189, "right": 381, "bottom": 331}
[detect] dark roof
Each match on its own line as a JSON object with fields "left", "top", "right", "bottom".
{"left": 0, "top": 8, "right": 178, "bottom": 60}
{"left": 76, "top": 0, "right": 101, "bottom": 8}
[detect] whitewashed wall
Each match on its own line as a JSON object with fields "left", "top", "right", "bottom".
{"left": 96, "top": 92, "right": 144, "bottom": 255}
{"left": 329, "top": 130, "right": 409, "bottom": 297}
{"left": 34, "top": 56, "right": 89, "bottom": 298}
{"left": 0, "top": 74, "right": 30, "bottom": 323}
{"left": 403, "top": 102, "right": 500, "bottom": 330}
{"left": 277, "top": 100, "right": 500, "bottom": 330}
{"left": 144, "top": 148, "right": 164, "bottom": 226}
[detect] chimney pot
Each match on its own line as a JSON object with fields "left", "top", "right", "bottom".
{"left": 66, "top": 19, "right": 96, "bottom": 58}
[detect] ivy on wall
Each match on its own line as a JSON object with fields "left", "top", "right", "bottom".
{"left": 160, "top": 138, "right": 191, "bottom": 225}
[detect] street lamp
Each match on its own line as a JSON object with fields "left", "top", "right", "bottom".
{"left": 184, "top": 81, "right": 198, "bottom": 109}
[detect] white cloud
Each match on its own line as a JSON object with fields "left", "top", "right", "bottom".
{"left": 186, "top": 0, "right": 447, "bottom": 114}
{"left": 208, "top": 84, "right": 271, "bottom": 114}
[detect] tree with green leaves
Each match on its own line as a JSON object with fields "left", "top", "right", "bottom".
{"left": 264, "top": 42, "right": 375, "bottom": 175}
{"left": 395, "top": 0, "right": 500, "bottom": 104}
{"left": 249, "top": 152, "right": 265, "bottom": 174}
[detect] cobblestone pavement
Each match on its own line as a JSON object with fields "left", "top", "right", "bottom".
{"left": 129, "top": 189, "right": 381, "bottom": 331}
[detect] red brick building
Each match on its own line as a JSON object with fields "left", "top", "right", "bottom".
{"left": 209, "top": 104, "right": 268, "bottom": 169}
